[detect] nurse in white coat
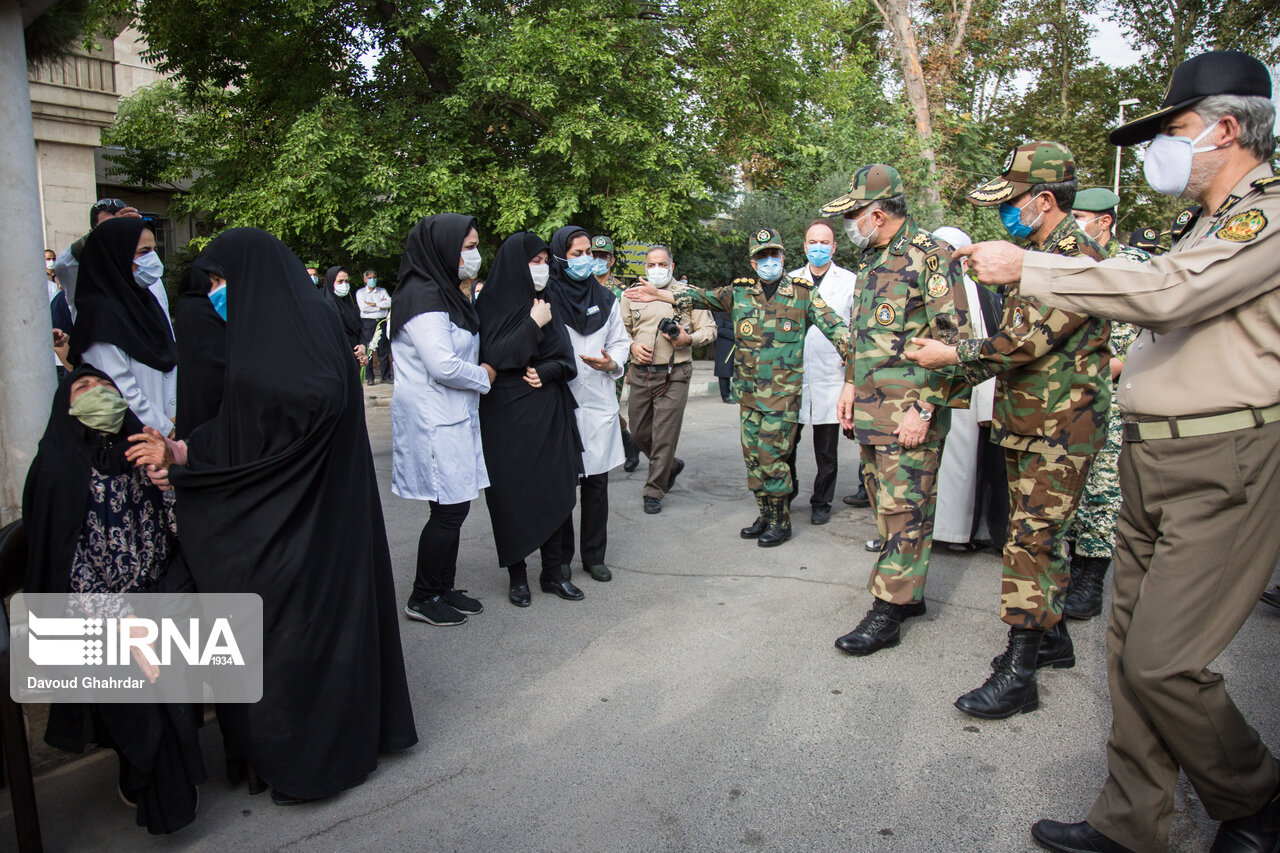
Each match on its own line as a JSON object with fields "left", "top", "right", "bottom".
{"left": 931, "top": 227, "right": 997, "bottom": 547}
{"left": 793, "top": 219, "right": 858, "bottom": 525}
{"left": 548, "top": 226, "right": 630, "bottom": 582}
{"left": 390, "top": 214, "right": 495, "bottom": 627}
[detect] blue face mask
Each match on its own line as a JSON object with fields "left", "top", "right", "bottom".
{"left": 805, "top": 244, "right": 833, "bottom": 268}
{"left": 592, "top": 257, "right": 609, "bottom": 277}
{"left": 755, "top": 257, "right": 784, "bottom": 282}
{"left": 208, "top": 284, "right": 227, "bottom": 321}
{"left": 565, "top": 255, "right": 595, "bottom": 281}
{"left": 133, "top": 250, "right": 164, "bottom": 289}
{"left": 999, "top": 200, "right": 1041, "bottom": 240}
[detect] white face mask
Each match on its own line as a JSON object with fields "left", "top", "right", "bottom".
{"left": 459, "top": 248, "right": 482, "bottom": 280}
{"left": 334, "top": 282, "right": 350, "bottom": 297}
{"left": 844, "top": 210, "right": 877, "bottom": 251}
{"left": 647, "top": 266, "right": 672, "bottom": 287}
{"left": 1143, "top": 120, "right": 1222, "bottom": 197}
{"left": 529, "top": 263, "right": 549, "bottom": 291}
{"left": 46, "top": 258, "right": 56, "bottom": 270}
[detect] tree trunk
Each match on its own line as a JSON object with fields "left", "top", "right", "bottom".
{"left": 878, "top": 0, "right": 942, "bottom": 220}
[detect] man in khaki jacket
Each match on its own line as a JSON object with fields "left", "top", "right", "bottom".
{"left": 957, "top": 51, "right": 1280, "bottom": 853}
{"left": 621, "top": 245, "right": 715, "bottom": 514}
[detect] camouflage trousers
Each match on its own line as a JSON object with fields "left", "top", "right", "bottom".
{"left": 1002, "top": 448, "right": 1092, "bottom": 630}
{"left": 740, "top": 408, "right": 798, "bottom": 497}
{"left": 1066, "top": 396, "right": 1123, "bottom": 558}
{"left": 860, "top": 442, "right": 940, "bottom": 606}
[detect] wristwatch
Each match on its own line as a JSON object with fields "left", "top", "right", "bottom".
{"left": 913, "top": 402, "right": 933, "bottom": 422}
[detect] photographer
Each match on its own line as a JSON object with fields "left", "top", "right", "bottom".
{"left": 620, "top": 245, "right": 715, "bottom": 514}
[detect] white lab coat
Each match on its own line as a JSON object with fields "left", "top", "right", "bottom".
{"left": 79, "top": 342, "right": 177, "bottom": 434}
{"left": 390, "top": 311, "right": 491, "bottom": 504}
{"left": 565, "top": 302, "right": 629, "bottom": 476}
{"left": 934, "top": 273, "right": 997, "bottom": 543}
{"left": 792, "top": 262, "right": 857, "bottom": 425}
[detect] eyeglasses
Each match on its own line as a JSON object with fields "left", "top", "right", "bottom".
{"left": 91, "top": 198, "right": 127, "bottom": 214}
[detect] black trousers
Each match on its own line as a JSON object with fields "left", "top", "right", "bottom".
{"left": 361, "top": 317, "right": 391, "bottom": 379}
{"left": 718, "top": 377, "right": 731, "bottom": 400}
{"left": 411, "top": 500, "right": 470, "bottom": 601}
{"left": 973, "top": 426, "right": 1009, "bottom": 548}
{"left": 809, "top": 423, "right": 840, "bottom": 507}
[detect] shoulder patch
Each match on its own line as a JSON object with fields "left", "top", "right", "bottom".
{"left": 874, "top": 303, "right": 896, "bottom": 326}
{"left": 1251, "top": 176, "right": 1280, "bottom": 192}
{"left": 926, "top": 273, "right": 949, "bottom": 298}
{"left": 924, "top": 254, "right": 939, "bottom": 273}
{"left": 1213, "top": 194, "right": 1242, "bottom": 218}
{"left": 1216, "top": 208, "right": 1268, "bottom": 243}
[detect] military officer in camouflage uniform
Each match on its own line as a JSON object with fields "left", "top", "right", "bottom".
{"left": 815, "top": 165, "right": 973, "bottom": 656}
{"left": 1064, "top": 188, "right": 1140, "bottom": 620}
{"left": 908, "top": 141, "right": 1111, "bottom": 719}
{"left": 625, "top": 228, "right": 850, "bottom": 547}
{"left": 592, "top": 234, "right": 641, "bottom": 471}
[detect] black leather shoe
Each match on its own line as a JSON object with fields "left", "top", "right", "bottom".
{"left": 509, "top": 583, "right": 531, "bottom": 607}
{"left": 1031, "top": 820, "right": 1135, "bottom": 852}
{"left": 1261, "top": 585, "right": 1280, "bottom": 610}
{"left": 1210, "top": 769, "right": 1280, "bottom": 853}
{"left": 540, "top": 574, "right": 584, "bottom": 601}
{"left": 1064, "top": 556, "right": 1110, "bottom": 619}
{"left": 271, "top": 789, "right": 313, "bottom": 806}
{"left": 583, "top": 564, "right": 612, "bottom": 582}
{"left": 811, "top": 504, "right": 831, "bottom": 525}
{"left": 955, "top": 628, "right": 1042, "bottom": 719}
{"left": 740, "top": 516, "right": 767, "bottom": 538}
{"left": 666, "top": 458, "right": 685, "bottom": 490}
{"left": 992, "top": 619, "right": 1075, "bottom": 670}
{"left": 643, "top": 496, "right": 662, "bottom": 514}
{"left": 834, "top": 599, "right": 906, "bottom": 656}
{"left": 842, "top": 487, "right": 870, "bottom": 508}
{"left": 622, "top": 429, "right": 640, "bottom": 472}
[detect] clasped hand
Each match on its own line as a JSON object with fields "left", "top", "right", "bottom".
{"left": 125, "top": 427, "right": 188, "bottom": 491}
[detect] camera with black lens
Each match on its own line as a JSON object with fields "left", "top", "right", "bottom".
{"left": 658, "top": 317, "right": 683, "bottom": 340}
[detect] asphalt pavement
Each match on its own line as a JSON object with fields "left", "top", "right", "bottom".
{"left": 3, "top": 367, "right": 1277, "bottom": 853}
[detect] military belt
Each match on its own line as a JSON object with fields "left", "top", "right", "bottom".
{"left": 1122, "top": 403, "right": 1280, "bottom": 442}
{"left": 632, "top": 363, "right": 679, "bottom": 372}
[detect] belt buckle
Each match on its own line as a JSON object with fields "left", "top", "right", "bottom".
{"left": 1122, "top": 421, "right": 1143, "bottom": 442}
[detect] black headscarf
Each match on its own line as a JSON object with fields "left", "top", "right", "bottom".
{"left": 478, "top": 231, "right": 576, "bottom": 379}
{"left": 22, "top": 365, "right": 145, "bottom": 595}
{"left": 69, "top": 217, "right": 176, "bottom": 372}
{"left": 166, "top": 228, "right": 416, "bottom": 799}
{"left": 547, "top": 224, "right": 615, "bottom": 336}
{"left": 390, "top": 213, "right": 478, "bottom": 338}
{"left": 172, "top": 266, "right": 226, "bottom": 439}
{"left": 323, "top": 265, "right": 362, "bottom": 349}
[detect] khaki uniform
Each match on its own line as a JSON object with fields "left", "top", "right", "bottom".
{"left": 621, "top": 285, "right": 715, "bottom": 499}
{"left": 955, "top": 216, "right": 1110, "bottom": 629}
{"left": 847, "top": 218, "right": 972, "bottom": 605}
{"left": 1019, "top": 164, "right": 1280, "bottom": 853}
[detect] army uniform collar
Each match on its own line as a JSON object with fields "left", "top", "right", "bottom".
{"left": 1032, "top": 215, "right": 1079, "bottom": 253}
{"left": 883, "top": 217, "right": 915, "bottom": 256}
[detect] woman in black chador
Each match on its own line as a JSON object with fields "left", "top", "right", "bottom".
{"left": 477, "top": 231, "right": 585, "bottom": 606}
{"left": 133, "top": 227, "right": 417, "bottom": 805}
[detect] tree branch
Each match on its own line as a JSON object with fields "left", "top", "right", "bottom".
{"left": 371, "top": 0, "right": 452, "bottom": 94}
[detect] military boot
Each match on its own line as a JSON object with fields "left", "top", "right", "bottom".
{"left": 955, "top": 628, "right": 1042, "bottom": 719}
{"left": 739, "top": 494, "right": 770, "bottom": 539}
{"left": 621, "top": 428, "right": 640, "bottom": 473}
{"left": 991, "top": 618, "right": 1074, "bottom": 670}
{"left": 758, "top": 497, "right": 792, "bottom": 548}
{"left": 1063, "top": 557, "right": 1110, "bottom": 619}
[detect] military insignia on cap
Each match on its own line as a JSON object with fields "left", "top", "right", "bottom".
{"left": 756, "top": 229, "right": 771, "bottom": 242}
{"left": 875, "top": 303, "right": 896, "bottom": 326}
{"left": 1002, "top": 148, "right": 1017, "bottom": 173}
{"left": 593, "top": 236, "right": 608, "bottom": 247}
{"left": 1142, "top": 229, "right": 1156, "bottom": 240}
{"left": 925, "top": 254, "right": 939, "bottom": 273}
{"left": 1117, "top": 246, "right": 1152, "bottom": 264}
{"left": 926, "top": 274, "right": 949, "bottom": 298}
{"left": 1216, "top": 209, "right": 1267, "bottom": 243}
{"left": 738, "top": 319, "right": 756, "bottom": 337}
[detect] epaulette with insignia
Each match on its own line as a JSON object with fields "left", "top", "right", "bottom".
{"left": 1055, "top": 234, "right": 1079, "bottom": 255}
{"left": 1251, "top": 176, "right": 1280, "bottom": 192}
{"left": 909, "top": 231, "right": 935, "bottom": 252}
{"left": 1170, "top": 206, "right": 1200, "bottom": 243}
{"left": 732, "top": 277, "right": 756, "bottom": 286}
{"left": 790, "top": 276, "right": 811, "bottom": 288}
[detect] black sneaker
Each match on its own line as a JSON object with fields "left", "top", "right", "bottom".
{"left": 405, "top": 595, "right": 467, "bottom": 626}
{"left": 444, "top": 589, "right": 483, "bottom": 614}
{"left": 643, "top": 496, "right": 662, "bottom": 514}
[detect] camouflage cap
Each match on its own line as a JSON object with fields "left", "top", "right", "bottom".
{"left": 967, "top": 141, "right": 1076, "bottom": 207}
{"left": 820, "top": 165, "right": 905, "bottom": 215}
{"left": 748, "top": 227, "right": 784, "bottom": 257}
{"left": 1072, "top": 187, "right": 1120, "bottom": 213}
{"left": 590, "top": 235, "right": 615, "bottom": 255}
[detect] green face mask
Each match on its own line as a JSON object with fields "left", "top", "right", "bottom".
{"left": 68, "top": 385, "right": 129, "bottom": 434}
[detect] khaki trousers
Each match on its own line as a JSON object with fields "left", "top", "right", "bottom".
{"left": 1087, "top": 420, "right": 1280, "bottom": 853}
{"left": 628, "top": 362, "right": 692, "bottom": 499}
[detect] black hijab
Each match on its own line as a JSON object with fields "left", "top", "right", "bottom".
{"left": 69, "top": 217, "right": 176, "bottom": 372}
{"left": 323, "top": 265, "right": 362, "bottom": 348}
{"left": 167, "top": 228, "right": 416, "bottom": 797}
{"left": 478, "top": 231, "right": 576, "bottom": 379}
{"left": 547, "top": 224, "right": 615, "bottom": 336}
{"left": 390, "top": 213, "right": 478, "bottom": 337}
{"left": 173, "top": 266, "right": 226, "bottom": 439}
{"left": 22, "top": 365, "right": 145, "bottom": 595}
